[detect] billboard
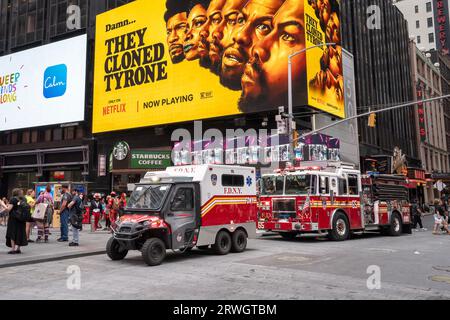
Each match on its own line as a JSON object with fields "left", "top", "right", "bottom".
{"left": 0, "top": 35, "right": 87, "bottom": 131}
{"left": 93, "top": 0, "right": 344, "bottom": 133}
{"left": 433, "top": 0, "right": 450, "bottom": 55}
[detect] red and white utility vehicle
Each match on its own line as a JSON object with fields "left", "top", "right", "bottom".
{"left": 258, "top": 162, "right": 411, "bottom": 241}
{"left": 107, "top": 165, "right": 257, "bottom": 266}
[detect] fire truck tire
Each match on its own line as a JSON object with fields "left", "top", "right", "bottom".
{"left": 329, "top": 212, "right": 350, "bottom": 241}
{"left": 388, "top": 213, "right": 403, "bottom": 236}
{"left": 279, "top": 232, "right": 297, "bottom": 240}
{"left": 403, "top": 224, "right": 412, "bottom": 234}
{"left": 141, "top": 238, "right": 166, "bottom": 266}
{"left": 212, "top": 231, "right": 232, "bottom": 255}
{"left": 106, "top": 237, "right": 128, "bottom": 261}
{"left": 231, "top": 229, "right": 247, "bottom": 253}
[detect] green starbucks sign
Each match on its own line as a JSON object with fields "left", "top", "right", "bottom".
{"left": 131, "top": 150, "right": 172, "bottom": 169}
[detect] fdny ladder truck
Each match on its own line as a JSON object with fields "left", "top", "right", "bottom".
{"left": 258, "top": 162, "right": 412, "bottom": 241}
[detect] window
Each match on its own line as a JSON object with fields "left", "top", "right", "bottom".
{"left": 427, "top": 17, "right": 433, "bottom": 28}
{"left": 338, "top": 178, "right": 347, "bottom": 195}
{"left": 319, "top": 176, "right": 329, "bottom": 194}
{"left": 426, "top": 2, "right": 432, "bottom": 12}
{"left": 222, "top": 174, "right": 244, "bottom": 187}
{"left": 416, "top": 20, "right": 420, "bottom": 28}
{"left": 171, "top": 188, "right": 194, "bottom": 211}
{"left": 348, "top": 175, "right": 359, "bottom": 195}
{"left": 285, "top": 175, "right": 317, "bottom": 195}
{"left": 417, "top": 35, "right": 421, "bottom": 43}
{"left": 261, "top": 175, "right": 284, "bottom": 195}
{"left": 429, "top": 32, "right": 434, "bottom": 43}
{"left": 415, "top": 5, "right": 419, "bottom": 13}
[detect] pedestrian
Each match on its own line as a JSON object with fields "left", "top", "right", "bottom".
{"left": 5, "top": 189, "right": 30, "bottom": 254}
{"left": 109, "top": 192, "right": 119, "bottom": 227}
{"left": 104, "top": 195, "right": 112, "bottom": 231}
{"left": 412, "top": 200, "right": 426, "bottom": 231}
{"left": 432, "top": 199, "right": 450, "bottom": 235}
{"left": 25, "top": 189, "right": 36, "bottom": 242}
{"left": 0, "top": 197, "right": 8, "bottom": 226}
{"left": 35, "top": 184, "right": 54, "bottom": 243}
{"left": 57, "top": 185, "right": 72, "bottom": 242}
{"left": 67, "top": 188, "right": 84, "bottom": 247}
{"left": 90, "top": 193, "right": 104, "bottom": 231}
{"left": 118, "top": 193, "right": 127, "bottom": 217}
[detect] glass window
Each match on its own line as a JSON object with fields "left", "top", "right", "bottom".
{"left": 319, "top": 176, "right": 329, "bottom": 194}
{"left": 429, "top": 32, "right": 434, "bottom": 43}
{"left": 261, "top": 175, "right": 284, "bottom": 195}
{"left": 128, "top": 184, "right": 170, "bottom": 210}
{"left": 285, "top": 175, "right": 317, "bottom": 195}
{"left": 348, "top": 174, "right": 359, "bottom": 195}
{"left": 427, "top": 17, "right": 433, "bottom": 28}
{"left": 416, "top": 20, "right": 420, "bottom": 28}
{"left": 222, "top": 174, "right": 244, "bottom": 187}
{"left": 171, "top": 188, "right": 194, "bottom": 211}
{"left": 338, "top": 178, "right": 347, "bottom": 195}
{"left": 415, "top": 5, "right": 419, "bottom": 13}
{"left": 426, "top": 2, "right": 432, "bottom": 12}
{"left": 417, "top": 35, "right": 421, "bottom": 44}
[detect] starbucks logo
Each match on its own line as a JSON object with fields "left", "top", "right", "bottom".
{"left": 113, "top": 141, "right": 130, "bottom": 161}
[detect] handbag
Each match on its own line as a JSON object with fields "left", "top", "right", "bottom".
{"left": 33, "top": 203, "right": 48, "bottom": 220}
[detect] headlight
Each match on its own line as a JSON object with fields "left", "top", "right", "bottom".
{"left": 142, "top": 220, "right": 150, "bottom": 226}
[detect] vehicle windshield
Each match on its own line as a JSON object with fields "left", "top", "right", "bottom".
{"left": 285, "top": 174, "right": 316, "bottom": 195}
{"left": 127, "top": 184, "right": 170, "bottom": 210}
{"left": 261, "top": 175, "right": 284, "bottom": 195}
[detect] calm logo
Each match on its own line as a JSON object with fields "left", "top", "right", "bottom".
{"left": 43, "top": 64, "right": 67, "bottom": 99}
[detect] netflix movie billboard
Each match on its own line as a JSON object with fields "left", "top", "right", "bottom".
{"left": 93, "top": 0, "right": 345, "bottom": 133}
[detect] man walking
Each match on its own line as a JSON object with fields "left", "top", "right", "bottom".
{"left": 57, "top": 185, "right": 72, "bottom": 242}
{"left": 68, "top": 188, "right": 83, "bottom": 246}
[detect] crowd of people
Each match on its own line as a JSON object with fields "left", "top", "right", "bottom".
{"left": 0, "top": 185, "right": 127, "bottom": 254}
{"left": 411, "top": 198, "right": 450, "bottom": 235}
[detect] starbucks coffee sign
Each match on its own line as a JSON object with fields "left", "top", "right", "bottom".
{"left": 113, "top": 141, "right": 130, "bottom": 161}
{"left": 131, "top": 151, "right": 171, "bottom": 169}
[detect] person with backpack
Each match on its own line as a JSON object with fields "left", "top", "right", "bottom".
{"left": 5, "top": 189, "right": 31, "bottom": 254}
{"left": 57, "top": 185, "right": 72, "bottom": 242}
{"left": 67, "top": 188, "right": 84, "bottom": 246}
{"left": 35, "top": 185, "right": 54, "bottom": 243}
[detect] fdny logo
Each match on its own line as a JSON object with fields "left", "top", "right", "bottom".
{"left": 224, "top": 187, "right": 242, "bottom": 194}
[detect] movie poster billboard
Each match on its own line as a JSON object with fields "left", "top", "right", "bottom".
{"left": 93, "top": 0, "right": 344, "bottom": 133}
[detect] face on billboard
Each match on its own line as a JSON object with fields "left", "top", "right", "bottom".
{"left": 184, "top": 4, "right": 209, "bottom": 62}
{"left": 219, "top": 0, "right": 285, "bottom": 91}
{"left": 240, "top": 0, "right": 306, "bottom": 112}
{"left": 166, "top": 12, "right": 188, "bottom": 64}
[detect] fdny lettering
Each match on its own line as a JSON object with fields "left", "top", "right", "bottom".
{"left": 103, "top": 103, "right": 126, "bottom": 115}
{"left": 173, "top": 167, "right": 195, "bottom": 173}
{"left": 224, "top": 187, "right": 242, "bottom": 194}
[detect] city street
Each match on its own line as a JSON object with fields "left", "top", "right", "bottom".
{"left": 0, "top": 216, "right": 448, "bottom": 300}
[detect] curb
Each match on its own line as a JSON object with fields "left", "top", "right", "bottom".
{"left": 0, "top": 250, "right": 106, "bottom": 269}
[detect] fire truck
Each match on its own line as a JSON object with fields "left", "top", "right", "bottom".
{"left": 106, "top": 165, "right": 257, "bottom": 266}
{"left": 258, "top": 162, "right": 412, "bottom": 241}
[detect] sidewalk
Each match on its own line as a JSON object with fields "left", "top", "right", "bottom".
{"left": 0, "top": 225, "right": 111, "bottom": 268}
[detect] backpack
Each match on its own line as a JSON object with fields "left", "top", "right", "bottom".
{"left": 15, "top": 198, "right": 32, "bottom": 223}
{"left": 43, "top": 195, "right": 54, "bottom": 218}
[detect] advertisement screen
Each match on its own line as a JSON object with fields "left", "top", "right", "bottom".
{"left": 0, "top": 35, "right": 87, "bottom": 131}
{"left": 93, "top": 0, "right": 344, "bottom": 133}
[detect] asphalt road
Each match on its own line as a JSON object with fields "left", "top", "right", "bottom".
{"left": 0, "top": 216, "right": 449, "bottom": 300}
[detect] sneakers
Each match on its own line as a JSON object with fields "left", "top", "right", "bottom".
{"left": 57, "top": 238, "right": 68, "bottom": 242}
{"left": 69, "top": 242, "right": 79, "bottom": 247}
{"left": 421, "top": 228, "right": 427, "bottom": 231}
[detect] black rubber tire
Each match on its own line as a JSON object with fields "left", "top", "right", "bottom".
{"left": 388, "top": 213, "right": 403, "bottom": 236}
{"left": 106, "top": 237, "right": 128, "bottom": 261}
{"left": 279, "top": 232, "right": 297, "bottom": 240}
{"left": 212, "top": 230, "right": 232, "bottom": 255}
{"left": 197, "top": 245, "right": 209, "bottom": 250}
{"left": 141, "top": 238, "right": 166, "bottom": 266}
{"left": 231, "top": 229, "right": 247, "bottom": 253}
{"left": 328, "top": 212, "right": 350, "bottom": 241}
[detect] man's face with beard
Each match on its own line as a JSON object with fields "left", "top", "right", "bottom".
{"left": 220, "top": 0, "right": 285, "bottom": 91}
{"left": 240, "top": 0, "right": 306, "bottom": 113}
{"left": 184, "top": 4, "right": 209, "bottom": 62}
{"left": 166, "top": 12, "right": 188, "bottom": 64}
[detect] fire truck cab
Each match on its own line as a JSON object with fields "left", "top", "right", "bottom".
{"left": 106, "top": 165, "right": 257, "bottom": 266}
{"left": 259, "top": 162, "right": 411, "bottom": 241}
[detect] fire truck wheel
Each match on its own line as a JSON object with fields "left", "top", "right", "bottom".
{"left": 231, "top": 229, "right": 247, "bottom": 253}
{"left": 141, "top": 238, "right": 166, "bottom": 266}
{"left": 212, "top": 231, "right": 232, "bottom": 255}
{"left": 106, "top": 237, "right": 128, "bottom": 261}
{"left": 279, "top": 232, "right": 297, "bottom": 240}
{"left": 329, "top": 212, "right": 350, "bottom": 241}
{"left": 388, "top": 213, "right": 403, "bottom": 236}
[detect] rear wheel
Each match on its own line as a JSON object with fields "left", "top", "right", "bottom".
{"left": 329, "top": 212, "right": 350, "bottom": 241}
{"left": 231, "top": 229, "right": 247, "bottom": 253}
{"left": 106, "top": 237, "right": 128, "bottom": 261}
{"left": 279, "top": 232, "right": 297, "bottom": 240}
{"left": 141, "top": 238, "right": 166, "bottom": 266}
{"left": 212, "top": 231, "right": 232, "bottom": 255}
{"left": 388, "top": 213, "right": 402, "bottom": 236}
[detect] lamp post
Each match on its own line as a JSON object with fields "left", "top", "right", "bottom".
{"left": 287, "top": 42, "right": 336, "bottom": 161}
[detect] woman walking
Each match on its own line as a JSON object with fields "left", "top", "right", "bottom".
{"left": 5, "top": 189, "right": 29, "bottom": 254}
{"left": 35, "top": 185, "right": 54, "bottom": 242}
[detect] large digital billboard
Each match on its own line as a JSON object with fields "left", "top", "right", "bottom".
{"left": 0, "top": 35, "right": 87, "bottom": 131}
{"left": 93, "top": 0, "right": 344, "bottom": 133}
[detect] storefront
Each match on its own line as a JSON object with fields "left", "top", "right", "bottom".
{"left": 406, "top": 168, "right": 426, "bottom": 204}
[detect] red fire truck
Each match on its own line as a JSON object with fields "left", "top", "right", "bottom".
{"left": 258, "top": 162, "right": 412, "bottom": 241}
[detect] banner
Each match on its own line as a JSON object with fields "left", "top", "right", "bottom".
{"left": 434, "top": 0, "right": 450, "bottom": 55}
{"left": 93, "top": 0, "right": 344, "bottom": 133}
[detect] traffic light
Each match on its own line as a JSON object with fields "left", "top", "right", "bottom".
{"left": 368, "top": 113, "right": 376, "bottom": 127}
